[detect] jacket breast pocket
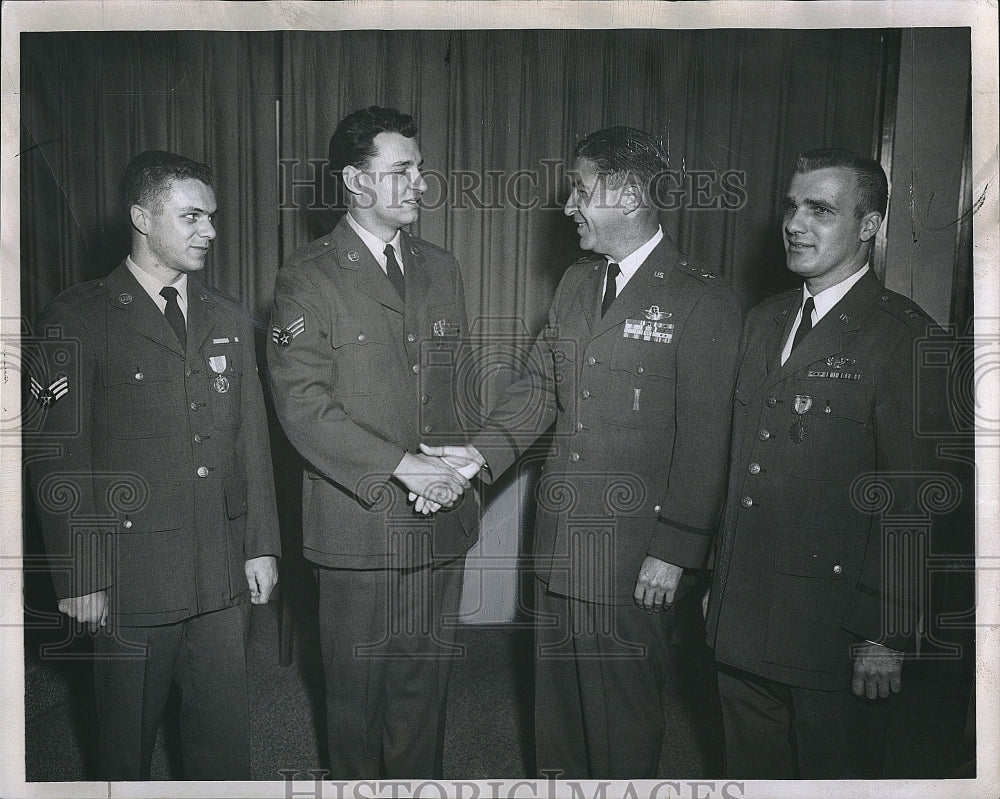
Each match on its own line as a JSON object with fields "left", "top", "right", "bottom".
{"left": 330, "top": 315, "right": 389, "bottom": 396}
{"left": 104, "top": 361, "right": 183, "bottom": 439}
{"left": 206, "top": 349, "right": 243, "bottom": 430}
{"left": 779, "top": 386, "right": 872, "bottom": 479}
{"left": 603, "top": 337, "right": 675, "bottom": 429}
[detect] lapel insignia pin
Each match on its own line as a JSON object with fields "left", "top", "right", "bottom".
{"left": 793, "top": 394, "right": 813, "bottom": 415}
{"left": 347, "top": 250, "right": 360, "bottom": 262}
{"left": 644, "top": 305, "right": 671, "bottom": 321}
{"left": 410, "top": 245, "right": 419, "bottom": 255}
{"left": 653, "top": 271, "right": 665, "bottom": 278}
{"left": 200, "top": 293, "right": 211, "bottom": 303}
{"left": 30, "top": 375, "right": 68, "bottom": 407}
{"left": 271, "top": 315, "right": 305, "bottom": 348}
{"left": 118, "top": 292, "right": 132, "bottom": 304}
{"left": 839, "top": 313, "right": 852, "bottom": 323}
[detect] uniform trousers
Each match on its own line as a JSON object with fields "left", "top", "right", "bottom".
{"left": 317, "top": 559, "right": 465, "bottom": 779}
{"left": 92, "top": 601, "right": 251, "bottom": 780}
{"left": 534, "top": 578, "right": 677, "bottom": 779}
{"left": 717, "top": 663, "right": 889, "bottom": 779}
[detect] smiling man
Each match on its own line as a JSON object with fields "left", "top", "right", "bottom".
{"left": 426, "top": 126, "right": 743, "bottom": 777}
{"left": 704, "top": 148, "right": 941, "bottom": 778}
{"left": 266, "top": 106, "right": 479, "bottom": 778}
{"left": 26, "top": 150, "right": 280, "bottom": 779}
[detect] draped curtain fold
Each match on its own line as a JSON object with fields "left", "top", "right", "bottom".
{"left": 22, "top": 28, "right": 890, "bottom": 334}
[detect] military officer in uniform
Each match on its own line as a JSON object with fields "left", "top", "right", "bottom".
{"left": 704, "top": 148, "right": 943, "bottom": 778}
{"left": 266, "top": 106, "right": 479, "bottom": 779}
{"left": 26, "top": 150, "right": 281, "bottom": 780}
{"left": 425, "top": 126, "right": 743, "bottom": 778}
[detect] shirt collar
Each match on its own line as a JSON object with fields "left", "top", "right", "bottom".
{"left": 613, "top": 226, "right": 664, "bottom": 282}
{"left": 346, "top": 212, "right": 403, "bottom": 270}
{"left": 804, "top": 264, "right": 870, "bottom": 322}
{"left": 125, "top": 255, "right": 188, "bottom": 313}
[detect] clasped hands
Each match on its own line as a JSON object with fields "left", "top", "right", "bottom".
{"left": 394, "top": 443, "right": 485, "bottom": 515}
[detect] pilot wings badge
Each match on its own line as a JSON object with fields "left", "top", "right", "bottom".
{"left": 644, "top": 305, "right": 671, "bottom": 321}
{"left": 825, "top": 355, "right": 857, "bottom": 370}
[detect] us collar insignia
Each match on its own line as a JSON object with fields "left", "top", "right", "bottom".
{"left": 271, "top": 315, "right": 305, "bottom": 348}
{"left": 644, "top": 305, "right": 671, "bottom": 321}
{"left": 30, "top": 375, "right": 68, "bottom": 407}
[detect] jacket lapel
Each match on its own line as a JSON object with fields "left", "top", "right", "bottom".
{"left": 779, "top": 270, "right": 880, "bottom": 375}
{"left": 592, "top": 237, "right": 677, "bottom": 339}
{"left": 106, "top": 262, "right": 185, "bottom": 358}
{"left": 333, "top": 219, "right": 405, "bottom": 314}
{"left": 186, "top": 277, "right": 219, "bottom": 356}
{"left": 400, "top": 232, "right": 431, "bottom": 311}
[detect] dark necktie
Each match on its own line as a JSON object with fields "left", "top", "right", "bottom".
{"left": 790, "top": 295, "right": 815, "bottom": 353}
{"left": 384, "top": 244, "right": 405, "bottom": 301}
{"left": 160, "top": 286, "right": 186, "bottom": 347}
{"left": 601, "top": 262, "right": 621, "bottom": 317}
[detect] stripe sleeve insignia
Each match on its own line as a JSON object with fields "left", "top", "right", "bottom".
{"left": 271, "top": 315, "right": 306, "bottom": 347}
{"left": 31, "top": 375, "right": 69, "bottom": 406}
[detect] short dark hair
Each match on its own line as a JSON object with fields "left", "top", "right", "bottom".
{"left": 119, "top": 150, "right": 213, "bottom": 212}
{"left": 795, "top": 148, "right": 888, "bottom": 218}
{"left": 573, "top": 126, "right": 668, "bottom": 194}
{"left": 328, "top": 106, "right": 419, "bottom": 175}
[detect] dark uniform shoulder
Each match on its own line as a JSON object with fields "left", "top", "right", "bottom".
{"left": 872, "top": 287, "right": 936, "bottom": 330}
{"left": 670, "top": 255, "right": 725, "bottom": 287}
{"left": 45, "top": 277, "right": 106, "bottom": 312}
{"left": 285, "top": 233, "right": 337, "bottom": 270}
{"left": 403, "top": 232, "right": 454, "bottom": 263}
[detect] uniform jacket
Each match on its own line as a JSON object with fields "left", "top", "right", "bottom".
{"left": 472, "top": 236, "right": 743, "bottom": 603}
{"left": 266, "top": 217, "right": 479, "bottom": 569}
{"left": 705, "top": 270, "right": 941, "bottom": 691}
{"left": 26, "top": 263, "right": 281, "bottom": 627}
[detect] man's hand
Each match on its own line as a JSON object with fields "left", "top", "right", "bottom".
{"left": 58, "top": 590, "right": 108, "bottom": 632}
{"left": 851, "top": 641, "right": 904, "bottom": 698}
{"left": 245, "top": 556, "right": 278, "bottom": 605}
{"left": 394, "top": 451, "right": 471, "bottom": 509}
{"left": 634, "top": 556, "right": 684, "bottom": 612}
{"left": 406, "top": 444, "right": 486, "bottom": 515}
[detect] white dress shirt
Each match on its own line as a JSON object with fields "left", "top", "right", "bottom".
{"left": 780, "top": 265, "right": 870, "bottom": 365}
{"left": 602, "top": 225, "right": 664, "bottom": 298}
{"left": 346, "top": 212, "right": 404, "bottom": 276}
{"left": 126, "top": 256, "right": 188, "bottom": 321}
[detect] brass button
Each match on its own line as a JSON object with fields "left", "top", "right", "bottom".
{"left": 134, "top": 372, "right": 144, "bottom": 381}
{"left": 569, "top": 452, "right": 580, "bottom": 462}
{"left": 357, "top": 333, "right": 366, "bottom": 343}
{"left": 423, "top": 425, "right": 433, "bottom": 434}
{"left": 758, "top": 430, "right": 770, "bottom": 441}
{"left": 833, "top": 564, "right": 843, "bottom": 575}
{"left": 748, "top": 462, "right": 761, "bottom": 474}
{"left": 636, "top": 366, "right": 645, "bottom": 375}
{"left": 123, "top": 519, "right": 133, "bottom": 529}
{"left": 412, "top": 364, "right": 420, "bottom": 374}
{"left": 653, "top": 505, "right": 661, "bottom": 514}
{"left": 190, "top": 402, "right": 199, "bottom": 411}
{"left": 194, "top": 433, "right": 203, "bottom": 444}
{"left": 197, "top": 466, "right": 209, "bottom": 478}
{"left": 421, "top": 394, "right": 429, "bottom": 404}
{"left": 407, "top": 334, "right": 416, "bottom": 343}
{"left": 740, "top": 496, "right": 753, "bottom": 508}
{"left": 581, "top": 389, "right": 591, "bottom": 399}
{"left": 576, "top": 422, "right": 584, "bottom": 432}
{"left": 766, "top": 397, "right": 777, "bottom": 408}
{"left": 587, "top": 356, "right": 596, "bottom": 366}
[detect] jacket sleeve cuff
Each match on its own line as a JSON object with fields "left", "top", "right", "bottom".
{"left": 647, "top": 515, "right": 714, "bottom": 569}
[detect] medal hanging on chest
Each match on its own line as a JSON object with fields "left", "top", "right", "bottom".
{"left": 209, "top": 355, "right": 230, "bottom": 394}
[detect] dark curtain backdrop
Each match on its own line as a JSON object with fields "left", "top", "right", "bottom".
{"left": 22, "top": 28, "right": 890, "bottom": 333}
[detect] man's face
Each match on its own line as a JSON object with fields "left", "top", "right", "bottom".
{"left": 142, "top": 178, "right": 217, "bottom": 276}
{"left": 782, "top": 167, "right": 880, "bottom": 292}
{"left": 353, "top": 131, "right": 426, "bottom": 237}
{"left": 563, "top": 157, "right": 628, "bottom": 258}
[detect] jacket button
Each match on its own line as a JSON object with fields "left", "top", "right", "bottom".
{"left": 412, "top": 364, "right": 420, "bottom": 374}
{"left": 766, "top": 397, "right": 777, "bottom": 408}
{"left": 587, "top": 356, "right": 596, "bottom": 366}
{"left": 134, "top": 372, "right": 144, "bottom": 381}
{"left": 653, "top": 505, "right": 661, "bottom": 514}
{"left": 123, "top": 519, "right": 133, "bottom": 529}
{"left": 740, "top": 496, "right": 753, "bottom": 508}
{"left": 833, "top": 564, "right": 843, "bottom": 575}
{"left": 190, "top": 401, "right": 199, "bottom": 411}
{"left": 569, "top": 452, "right": 580, "bottom": 462}
{"left": 357, "top": 333, "right": 366, "bottom": 343}
{"left": 194, "top": 433, "right": 203, "bottom": 444}
{"left": 421, "top": 394, "right": 429, "bottom": 404}
{"left": 758, "top": 429, "right": 770, "bottom": 441}
{"left": 407, "top": 334, "right": 416, "bottom": 343}
{"left": 581, "top": 389, "right": 590, "bottom": 399}
{"left": 636, "top": 366, "right": 645, "bottom": 375}
{"left": 423, "top": 425, "right": 433, "bottom": 434}
{"left": 197, "top": 466, "right": 209, "bottom": 478}
{"left": 748, "top": 462, "right": 761, "bottom": 474}
{"left": 576, "top": 422, "right": 584, "bottom": 431}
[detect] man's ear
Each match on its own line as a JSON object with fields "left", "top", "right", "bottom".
{"left": 619, "top": 183, "right": 644, "bottom": 216}
{"left": 342, "top": 164, "right": 366, "bottom": 198}
{"left": 859, "top": 211, "right": 883, "bottom": 243}
{"left": 129, "top": 205, "right": 150, "bottom": 235}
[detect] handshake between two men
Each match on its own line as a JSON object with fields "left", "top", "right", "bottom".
{"left": 392, "top": 444, "right": 485, "bottom": 515}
